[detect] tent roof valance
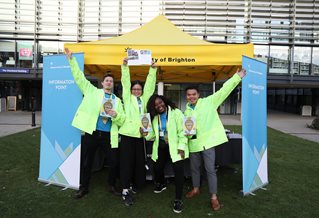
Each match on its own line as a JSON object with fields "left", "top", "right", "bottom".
{"left": 65, "top": 15, "right": 254, "bottom": 83}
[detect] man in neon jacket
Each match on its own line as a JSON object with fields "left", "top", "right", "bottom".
{"left": 119, "top": 58, "right": 157, "bottom": 206}
{"left": 184, "top": 68, "right": 246, "bottom": 211}
{"left": 65, "top": 48, "right": 125, "bottom": 199}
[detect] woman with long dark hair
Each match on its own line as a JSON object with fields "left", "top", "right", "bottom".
{"left": 143, "top": 94, "right": 188, "bottom": 213}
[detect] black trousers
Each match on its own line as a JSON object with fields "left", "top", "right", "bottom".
{"left": 119, "top": 135, "right": 146, "bottom": 190}
{"left": 80, "top": 130, "right": 119, "bottom": 190}
{"left": 153, "top": 140, "right": 185, "bottom": 200}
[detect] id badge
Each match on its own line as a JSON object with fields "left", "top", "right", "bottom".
{"left": 159, "top": 131, "right": 164, "bottom": 137}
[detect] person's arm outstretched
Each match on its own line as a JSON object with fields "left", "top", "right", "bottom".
{"left": 121, "top": 58, "right": 131, "bottom": 103}
{"left": 207, "top": 68, "right": 246, "bottom": 109}
{"left": 64, "top": 48, "right": 96, "bottom": 95}
{"left": 142, "top": 61, "right": 157, "bottom": 103}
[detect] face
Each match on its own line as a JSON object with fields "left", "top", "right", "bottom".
{"left": 186, "top": 89, "right": 200, "bottom": 105}
{"left": 154, "top": 97, "right": 166, "bottom": 114}
{"left": 101, "top": 76, "right": 113, "bottom": 91}
{"left": 131, "top": 84, "right": 143, "bottom": 97}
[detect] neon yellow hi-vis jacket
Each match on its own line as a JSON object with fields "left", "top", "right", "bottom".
{"left": 69, "top": 57, "right": 125, "bottom": 148}
{"left": 184, "top": 73, "right": 241, "bottom": 153}
{"left": 145, "top": 106, "right": 189, "bottom": 163}
{"left": 119, "top": 65, "right": 157, "bottom": 138}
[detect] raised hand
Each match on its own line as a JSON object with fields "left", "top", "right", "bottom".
{"left": 151, "top": 60, "right": 157, "bottom": 69}
{"left": 123, "top": 58, "right": 128, "bottom": 66}
{"left": 236, "top": 68, "right": 246, "bottom": 78}
{"left": 64, "top": 48, "right": 72, "bottom": 60}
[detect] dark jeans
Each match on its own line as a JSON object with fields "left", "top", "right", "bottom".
{"left": 153, "top": 140, "right": 185, "bottom": 200}
{"left": 119, "top": 135, "right": 146, "bottom": 190}
{"left": 80, "top": 130, "right": 119, "bottom": 190}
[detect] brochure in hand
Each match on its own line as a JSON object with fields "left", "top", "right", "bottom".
{"left": 140, "top": 113, "right": 152, "bottom": 132}
{"left": 127, "top": 49, "right": 152, "bottom": 66}
{"left": 100, "top": 98, "right": 116, "bottom": 118}
{"left": 183, "top": 116, "right": 196, "bottom": 135}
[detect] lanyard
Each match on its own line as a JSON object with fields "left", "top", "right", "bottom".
{"left": 137, "top": 97, "right": 143, "bottom": 114}
{"left": 158, "top": 110, "right": 168, "bottom": 132}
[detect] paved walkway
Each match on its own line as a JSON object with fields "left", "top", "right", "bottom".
{"left": 0, "top": 110, "right": 318, "bottom": 143}
{"left": 221, "top": 110, "right": 318, "bottom": 143}
{"left": 0, "top": 111, "right": 41, "bottom": 137}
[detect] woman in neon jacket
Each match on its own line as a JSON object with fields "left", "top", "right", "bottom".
{"left": 65, "top": 48, "right": 125, "bottom": 199}
{"left": 119, "top": 58, "right": 157, "bottom": 206}
{"left": 142, "top": 94, "right": 188, "bottom": 213}
{"left": 184, "top": 68, "right": 246, "bottom": 211}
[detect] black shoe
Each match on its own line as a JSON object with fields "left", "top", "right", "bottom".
{"left": 109, "top": 186, "right": 121, "bottom": 196}
{"left": 154, "top": 183, "right": 167, "bottom": 193}
{"left": 122, "top": 191, "right": 134, "bottom": 206}
{"left": 173, "top": 200, "right": 183, "bottom": 213}
{"left": 74, "top": 188, "right": 88, "bottom": 199}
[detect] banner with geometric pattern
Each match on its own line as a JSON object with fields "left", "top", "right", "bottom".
{"left": 38, "top": 53, "right": 83, "bottom": 189}
{"left": 242, "top": 56, "right": 268, "bottom": 195}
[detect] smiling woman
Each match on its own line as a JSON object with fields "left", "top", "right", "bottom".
{"left": 144, "top": 94, "right": 188, "bottom": 213}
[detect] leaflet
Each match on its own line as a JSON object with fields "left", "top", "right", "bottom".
{"left": 127, "top": 49, "right": 152, "bottom": 66}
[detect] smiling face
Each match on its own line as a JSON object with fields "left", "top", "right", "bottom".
{"left": 186, "top": 89, "right": 200, "bottom": 105}
{"left": 154, "top": 97, "right": 166, "bottom": 114}
{"left": 101, "top": 76, "right": 113, "bottom": 92}
{"left": 131, "top": 84, "right": 143, "bottom": 97}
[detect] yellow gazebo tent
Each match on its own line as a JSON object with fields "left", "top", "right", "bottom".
{"left": 65, "top": 15, "right": 253, "bottom": 83}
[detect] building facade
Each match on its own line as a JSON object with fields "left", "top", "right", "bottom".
{"left": 0, "top": 0, "right": 318, "bottom": 114}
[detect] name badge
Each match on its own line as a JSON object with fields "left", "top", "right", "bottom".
{"left": 159, "top": 131, "right": 164, "bottom": 137}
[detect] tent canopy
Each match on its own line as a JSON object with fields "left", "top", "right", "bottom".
{"left": 65, "top": 15, "right": 254, "bottom": 83}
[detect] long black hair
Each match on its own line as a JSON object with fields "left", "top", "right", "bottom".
{"left": 147, "top": 94, "right": 177, "bottom": 121}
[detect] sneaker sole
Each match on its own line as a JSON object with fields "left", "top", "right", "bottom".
{"left": 154, "top": 187, "right": 167, "bottom": 194}
{"left": 173, "top": 209, "right": 182, "bottom": 213}
{"left": 124, "top": 202, "right": 133, "bottom": 206}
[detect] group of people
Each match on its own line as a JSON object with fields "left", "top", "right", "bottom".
{"left": 64, "top": 48, "right": 246, "bottom": 213}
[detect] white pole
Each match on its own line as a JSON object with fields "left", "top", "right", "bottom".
{"left": 213, "top": 81, "right": 216, "bottom": 93}
{"left": 158, "top": 82, "right": 164, "bottom": 95}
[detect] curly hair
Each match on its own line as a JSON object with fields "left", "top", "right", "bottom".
{"left": 147, "top": 94, "right": 177, "bottom": 121}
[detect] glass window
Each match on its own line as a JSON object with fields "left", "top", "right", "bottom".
{"left": 0, "top": 40, "right": 15, "bottom": 68}
{"left": 38, "top": 41, "right": 65, "bottom": 68}
{"left": 312, "top": 47, "right": 319, "bottom": 75}
{"left": 269, "top": 46, "right": 289, "bottom": 74}
{"left": 294, "top": 47, "right": 311, "bottom": 75}
{"left": 254, "top": 45, "right": 269, "bottom": 64}
{"left": 17, "top": 41, "right": 34, "bottom": 68}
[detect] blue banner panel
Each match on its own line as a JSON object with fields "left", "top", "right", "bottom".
{"left": 39, "top": 53, "right": 83, "bottom": 189}
{"left": 242, "top": 56, "right": 268, "bottom": 195}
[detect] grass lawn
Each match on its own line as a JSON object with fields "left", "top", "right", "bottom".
{"left": 0, "top": 126, "right": 319, "bottom": 218}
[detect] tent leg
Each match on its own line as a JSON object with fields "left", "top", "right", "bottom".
{"left": 158, "top": 82, "right": 164, "bottom": 95}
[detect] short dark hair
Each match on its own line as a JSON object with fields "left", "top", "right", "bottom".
{"left": 185, "top": 86, "right": 199, "bottom": 93}
{"left": 131, "top": 80, "right": 144, "bottom": 90}
{"left": 103, "top": 73, "right": 114, "bottom": 81}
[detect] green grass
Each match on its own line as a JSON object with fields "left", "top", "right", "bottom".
{"left": 0, "top": 126, "right": 319, "bottom": 218}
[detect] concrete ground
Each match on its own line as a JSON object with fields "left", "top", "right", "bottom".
{"left": 0, "top": 111, "right": 41, "bottom": 137}
{"left": 0, "top": 110, "right": 318, "bottom": 143}
{"left": 221, "top": 110, "right": 318, "bottom": 143}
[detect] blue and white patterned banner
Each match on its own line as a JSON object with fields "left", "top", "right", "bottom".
{"left": 242, "top": 56, "right": 268, "bottom": 195}
{"left": 39, "top": 53, "right": 83, "bottom": 189}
